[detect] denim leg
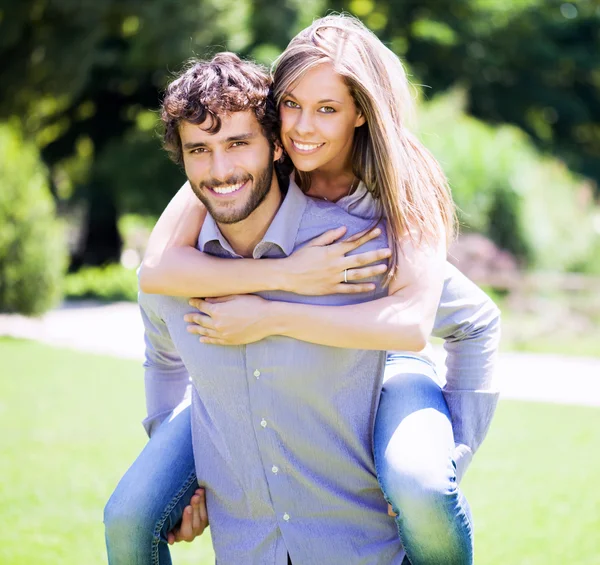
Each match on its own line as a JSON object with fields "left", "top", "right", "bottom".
{"left": 104, "top": 404, "right": 198, "bottom": 565}
{"left": 374, "top": 357, "right": 473, "bottom": 565}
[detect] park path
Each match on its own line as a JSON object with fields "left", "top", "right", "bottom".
{"left": 1, "top": 301, "right": 599, "bottom": 407}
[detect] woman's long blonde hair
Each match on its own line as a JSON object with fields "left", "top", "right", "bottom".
{"left": 272, "top": 14, "right": 457, "bottom": 280}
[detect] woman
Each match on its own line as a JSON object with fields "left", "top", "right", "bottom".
{"left": 105, "top": 15, "right": 500, "bottom": 565}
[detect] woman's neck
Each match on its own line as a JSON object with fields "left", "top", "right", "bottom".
{"left": 304, "top": 165, "right": 357, "bottom": 202}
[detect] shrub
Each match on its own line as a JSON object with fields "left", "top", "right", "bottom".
{"left": 418, "top": 90, "right": 599, "bottom": 272}
{"left": 0, "top": 122, "right": 68, "bottom": 315}
{"left": 64, "top": 264, "right": 138, "bottom": 302}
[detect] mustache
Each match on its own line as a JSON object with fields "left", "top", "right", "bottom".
{"left": 200, "top": 175, "right": 251, "bottom": 190}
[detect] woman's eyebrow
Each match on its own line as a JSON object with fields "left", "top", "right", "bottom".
{"left": 283, "top": 92, "right": 342, "bottom": 105}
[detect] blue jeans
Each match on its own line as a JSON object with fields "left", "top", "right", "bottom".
{"left": 378, "top": 355, "right": 473, "bottom": 565}
{"left": 104, "top": 406, "right": 198, "bottom": 565}
{"left": 104, "top": 355, "right": 473, "bottom": 564}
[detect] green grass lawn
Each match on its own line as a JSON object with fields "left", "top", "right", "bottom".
{"left": 1, "top": 338, "right": 599, "bottom": 564}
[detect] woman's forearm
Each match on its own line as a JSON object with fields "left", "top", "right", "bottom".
{"left": 264, "top": 229, "right": 446, "bottom": 351}
{"left": 266, "top": 296, "right": 430, "bottom": 351}
{"left": 139, "top": 182, "right": 291, "bottom": 297}
{"left": 140, "top": 247, "right": 288, "bottom": 297}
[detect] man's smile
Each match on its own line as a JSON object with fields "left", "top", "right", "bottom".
{"left": 207, "top": 179, "right": 249, "bottom": 197}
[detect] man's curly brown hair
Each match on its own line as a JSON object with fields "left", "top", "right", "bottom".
{"left": 161, "top": 53, "right": 280, "bottom": 165}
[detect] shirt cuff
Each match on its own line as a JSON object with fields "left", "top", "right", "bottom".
{"left": 443, "top": 388, "right": 500, "bottom": 455}
{"left": 453, "top": 442, "right": 473, "bottom": 483}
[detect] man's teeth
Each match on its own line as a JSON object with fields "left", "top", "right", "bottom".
{"left": 212, "top": 181, "right": 245, "bottom": 194}
{"left": 293, "top": 141, "right": 324, "bottom": 151}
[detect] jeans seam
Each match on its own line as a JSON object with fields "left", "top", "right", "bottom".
{"left": 150, "top": 471, "right": 198, "bottom": 565}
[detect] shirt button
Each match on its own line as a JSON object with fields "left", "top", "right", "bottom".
{"left": 271, "top": 465, "right": 279, "bottom": 474}
{"left": 253, "top": 369, "right": 260, "bottom": 378}
{"left": 283, "top": 513, "right": 290, "bottom": 521}
{"left": 260, "top": 419, "right": 267, "bottom": 428}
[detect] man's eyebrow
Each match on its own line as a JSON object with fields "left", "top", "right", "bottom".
{"left": 182, "top": 141, "right": 208, "bottom": 150}
{"left": 182, "top": 132, "right": 256, "bottom": 150}
{"left": 224, "top": 132, "right": 256, "bottom": 143}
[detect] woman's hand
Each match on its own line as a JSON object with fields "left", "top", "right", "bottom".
{"left": 185, "top": 295, "right": 272, "bottom": 345}
{"left": 281, "top": 226, "right": 391, "bottom": 296}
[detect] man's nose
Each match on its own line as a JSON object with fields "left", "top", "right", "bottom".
{"left": 210, "top": 152, "right": 234, "bottom": 182}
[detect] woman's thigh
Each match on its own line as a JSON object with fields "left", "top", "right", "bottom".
{"left": 104, "top": 403, "right": 197, "bottom": 543}
{"left": 374, "top": 356, "right": 455, "bottom": 497}
{"left": 374, "top": 356, "right": 473, "bottom": 564}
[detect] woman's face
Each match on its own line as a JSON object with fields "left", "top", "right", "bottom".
{"left": 279, "top": 63, "right": 365, "bottom": 174}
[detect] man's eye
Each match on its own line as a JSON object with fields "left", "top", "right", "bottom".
{"left": 283, "top": 100, "right": 300, "bottom": 109}
{"left": 319, "top": 106, "right": 336, "bottom": 114}
{"left": 191, "top": 148, "right": 207, "bottom": 154}
{"left": 231, "top": 141, "right": 247, "bottom": 148}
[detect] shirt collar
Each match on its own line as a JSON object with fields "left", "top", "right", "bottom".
{"left": 197, "top": 178, "right": 308, "bottom": 258}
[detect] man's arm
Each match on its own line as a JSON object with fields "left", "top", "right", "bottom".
{"left": 139, "top": 292, "right": 191, "bottom": 437}
{"left": 433, "top": 262, "right": 501, "bottom": 481}
{"left": 138, "top": 292, "right": 209, "bottom": 544}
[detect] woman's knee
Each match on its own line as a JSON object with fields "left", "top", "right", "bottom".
{"left": 104, "top": 487, "right": 157, "bottom": 547}
{"left": 379, "top": 452, "right": 457, "bottom": 517}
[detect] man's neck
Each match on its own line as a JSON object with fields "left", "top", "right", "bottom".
{"left": 217, "top": 178, "right": 283, "bottom": 258}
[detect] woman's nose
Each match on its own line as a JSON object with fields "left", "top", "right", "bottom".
{"left": 294, "top": 110, "right": 315, "bottom": 137}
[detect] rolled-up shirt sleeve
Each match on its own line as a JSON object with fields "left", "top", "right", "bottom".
{"left": 433, "top": 263, "right": 501, "bottom": 481}
{"left": 138, "top": 292, "right": 191, "bottom": 437}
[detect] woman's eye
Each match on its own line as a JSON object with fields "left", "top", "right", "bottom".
{"left": 191, "top": 148, "right": 207, "bottom": 154}
{"left": 319, "top": 106, "right": 336, "bottom": 114}
{"left": 283, "top": 100, "right": 299, "bottom": 109}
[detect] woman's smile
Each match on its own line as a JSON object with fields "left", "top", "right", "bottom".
{"left": 290, "top": 139, "right": 325, "bottom": 154}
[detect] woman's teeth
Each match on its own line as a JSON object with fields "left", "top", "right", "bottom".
{"left": 212, "top": 181, "right": 245, "bottom": 194}
{"left": 292, "top": 140, "right": 324, "bottom": 151}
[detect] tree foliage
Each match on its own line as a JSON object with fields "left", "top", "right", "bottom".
{"left": 0, "top": 0, "right": 598, "bottom": 266}
{"left": 419, "top": 90, "right": 599, "bottom": 272}
{"left": 332, "top": 0, "right": 600, "bottom": 188}
{"left": 0, "top": 122, "right": 67, "bottom": 314}
{"left": 0, "top": 0, "right": 244, "bottom": 265}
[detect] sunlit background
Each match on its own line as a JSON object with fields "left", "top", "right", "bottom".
{"left": 1, "top": 1, "right": 599, "bottom": 564}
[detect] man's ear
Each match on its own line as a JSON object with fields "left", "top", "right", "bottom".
{"left": 273, "top": 142, "right": 284, "bottom": 162}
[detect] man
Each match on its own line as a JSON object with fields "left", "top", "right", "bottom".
{"left": 105, "top": 53, "right": 500, "bottom": 564}
{"left": 142, "top": 54, "right": 406, "bottom": 564}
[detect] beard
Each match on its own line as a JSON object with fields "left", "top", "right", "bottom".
{"left": 190, "top": 150, "right": 275, "bottom": 225}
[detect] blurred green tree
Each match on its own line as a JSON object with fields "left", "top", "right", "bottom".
{"left": 0, "top": 122, "right": 67, "bottom": 314}
{"left": 0, "top": 0, "right": 255, "bottom": 265}
{"left": 419, "top": 89, "right": 598, "bottom": 272}
{"left": 1, "top": 0, "right": 598, "bottom": 267}
{"left": 332, "top": 0, "right": 600, "bottom": 190}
